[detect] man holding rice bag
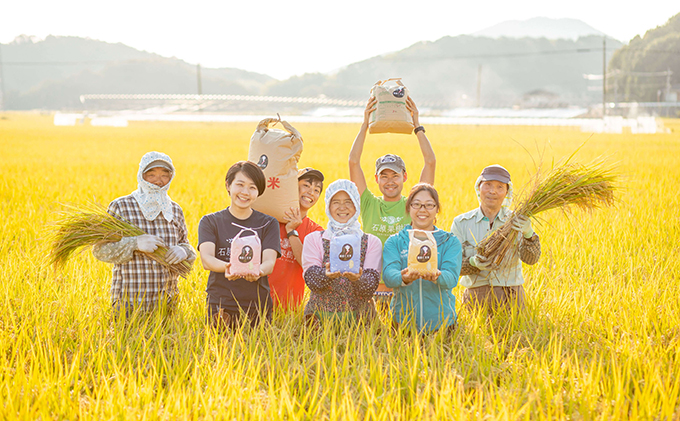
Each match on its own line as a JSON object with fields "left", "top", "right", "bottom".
{"left": 383, "top": 184, "right": 461, "bottom": 333}
{"left": 268, "top": 167, "right": 325, "bottom": 311}
{"left": 93, "top": 151, "right": 196, "bottom": 315}
{"left": 301, "top": 180, "right": 382, "bottom": 324}
{"left": 348, "top": 95, "right": 436, "bottom": 303}
{"left": 451, "top": 165, "right": 541, "bottom": 312}
{"left": 197, "top": 161, "right": 281, "bottom": 329}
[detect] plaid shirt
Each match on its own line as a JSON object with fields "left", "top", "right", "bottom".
{"left": 93, "top": 195, "right": 195, "bottom": 310}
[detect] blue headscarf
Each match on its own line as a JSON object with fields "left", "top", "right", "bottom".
{"left": 323, "top": 179, "right": 363, "bottom": 239}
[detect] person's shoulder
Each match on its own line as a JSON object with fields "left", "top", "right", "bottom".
{"left": 305, "top": 230, "right": 324, "bottom": 244}
{"left": 454, "top": 208, "right": 479, "bottom": 222}
{"left": 301, "top": 217, "right": 324, "bottom": 233}
{"left": 199, "top": 208, "right": 228, "bottom": 224}
{"left": 361, "top": 188, "right": 378, "bottom": 203}
{"left": 251, "top": 210, "right": 278, "bottom": 227}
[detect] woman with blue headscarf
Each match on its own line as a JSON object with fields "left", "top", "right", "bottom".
{"left": 301, "top": 180, "right": 383, "bottom": 323}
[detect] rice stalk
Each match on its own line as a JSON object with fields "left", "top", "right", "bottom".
{"left": 48, "top": 202, "right": 191, "bottom": 277}
{"left": 476, "top": 159, "right": 618, "bottom": 270}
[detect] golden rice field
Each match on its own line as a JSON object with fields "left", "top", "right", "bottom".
{"left": 1, "top": 112, "right": 679, "bottom": 420}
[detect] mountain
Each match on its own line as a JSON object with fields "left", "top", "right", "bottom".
{"left": 608, "top": 12, "right": 680, "bottom": 102}
{"left": 473, "top": 17, "right": 607, "bottom": 41}
{"left": 0, "top": 35, "right": 275, "bottom": 110}
{"left": 0, "top": 29, "right": 626, "bottom": 110}
{"left": 264, "top": 35, "right": 623, "bottom": 107}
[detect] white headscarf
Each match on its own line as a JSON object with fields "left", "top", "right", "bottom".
{"left": 323, "top": 179, "right": 363, "bottom": 239}
{"left": 474, "top": 176, "right": 514, "bottom": 208}
{"left": 131, "top": 151, "right": 176, "bottom": 222}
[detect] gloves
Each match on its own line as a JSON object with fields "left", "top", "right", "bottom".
{"left": 512, "top": 215, "right": 534, "bottom": 238}
{"left": 165, "top": 245, "right": 188, "bottom": 264}
{"left": 136, "top": 235, "right": 164, "bottom": 253}
{"left": 469, "top": 254, "right": 492, "bottom": 271}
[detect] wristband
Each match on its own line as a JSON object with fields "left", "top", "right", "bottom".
{"left": 414, "top": 126, "right": 425, "bottom": 134}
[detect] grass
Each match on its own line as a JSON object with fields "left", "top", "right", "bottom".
{"left": 1, "top": 112, "right": 679, "bottom": 419}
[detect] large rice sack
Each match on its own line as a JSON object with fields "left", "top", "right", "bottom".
{"left": 368, "top": 78, "right": 414, "bottom": 134}
{"left": 248, "top": 118, "right": 303, "bottom": 222}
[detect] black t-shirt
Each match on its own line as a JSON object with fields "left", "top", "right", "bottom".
{"left": 198, "top": 208, "right": 281, "bottom": 312}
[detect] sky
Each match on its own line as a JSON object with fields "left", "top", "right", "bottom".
{"left": 1, "top": 1, "right": 678, "bottom": 80}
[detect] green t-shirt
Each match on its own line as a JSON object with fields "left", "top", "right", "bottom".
{"left": 360, "top": 189, "right": 411, "bottom": 246}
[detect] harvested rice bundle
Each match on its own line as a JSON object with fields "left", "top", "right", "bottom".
{"left": 48, "top": 203, "right": 191, "bottom": 277}
{"left": 477, "top": 159, "right": 617, "bottom": 270}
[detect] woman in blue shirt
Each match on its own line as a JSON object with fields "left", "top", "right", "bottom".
{"left": 382, "top": 183, "right": 462, "bottom": 333}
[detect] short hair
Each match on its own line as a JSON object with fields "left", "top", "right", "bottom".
{"left": 405, "top": 183, "right": 441, "bottom": 213}
{"left": 225, "top": 161, "right": 266, "bottom": 196}
{"left": 299, "top": 175, "right": 324, "bottom": 192}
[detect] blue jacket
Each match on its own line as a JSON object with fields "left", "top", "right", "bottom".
{"left": 383, "top": 225, "right": 462, "bottom": 332}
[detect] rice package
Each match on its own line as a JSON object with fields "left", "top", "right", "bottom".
{"left": 407, "top": 230, "right": 438, "bottom": 276}
{"left": 229, "top": 228, "right": 261, "bottom": 277}
{"left": 248, "top": 118, "right": 303, "bottom": 222}
{"left": 368, "top": 78, "right": 414, "bottom": 135}
{"left": 329, "top": 234, "right": 362, "bottom": 274}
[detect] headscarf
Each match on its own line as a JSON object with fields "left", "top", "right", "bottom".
{"left": 131, "top": 151, "right": 176, "bottom": 221}
{"left": 323, "top": 179, "right": 363, "bottom": 239}
{"left": 474, "top": 176, "right": 514, "bottom": 208}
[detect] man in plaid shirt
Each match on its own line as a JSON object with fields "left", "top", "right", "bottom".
{"left": 93, "top": 151, "right": 196, "bottom": 314}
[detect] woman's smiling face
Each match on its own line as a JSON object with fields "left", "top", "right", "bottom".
{"left": 328, "top": 191, "right": 356, "bottom": 223}
{"left": 227, "top": 171, "right": 260, "bottom": 210}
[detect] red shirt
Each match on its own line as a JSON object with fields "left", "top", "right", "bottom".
{"left": 269, "top": 217, "right": 323, "bottom": 310}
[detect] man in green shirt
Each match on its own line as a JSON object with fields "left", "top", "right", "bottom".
{"left": 348, "top": 96, "right": 436, "bottom": 301}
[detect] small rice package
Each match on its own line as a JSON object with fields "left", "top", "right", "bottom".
{"left": 229, "top": 228, "right": 261, "bottom": 278}
{"left": 368, "top": 78, "right": 414, "bottom": 135}
{"left": 407, "top": 230, "right": 438, "bottom": 276}
{"left": 248, "top": 117, "right": 303, "bottom": 222}
{"left": 329, "top": 234, "right": 362, "bottom": 274}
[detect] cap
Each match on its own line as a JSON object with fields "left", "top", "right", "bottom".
{"left": 297, "top": 167, "right": 324, "bottom": 182}
{"left": 479, "top": 164, "right": 511, "bottom": 184}
{"left": 144, "top": 160, "right": 173, "bottom": 173}
{"left": 375, "top": 154, "right": 406, "bottom": 175}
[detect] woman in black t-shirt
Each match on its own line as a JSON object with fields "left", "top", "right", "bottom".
{"left": 198, "top": 161, "right": 281, "bottom": 328}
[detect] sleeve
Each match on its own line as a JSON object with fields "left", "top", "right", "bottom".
{"left": 261, "top": 217, "right": 282, "bottom": 258}
{"left": 92, "top": 236, "right": 137, "bottom": 264}
{"left": 451, "top": 217, "right": 479, "bottom": 276}
{"left": 360, "top": 189, "right": 376, "bottom": 216}
{"left": 175, "top": 206, "right": 197, "bottom": 265}
{"left": 302, "top": 233, "right": 331, "bottom": 291}
{"left": 92, "top": 200, "right": 137, "bottom": 264}
{"left": 304, "top": 266, "right": 332, "bottom": 292}
{"left": 197, "top": 214, "right": 217, "bottom": 249}
{"left": 382, "top": 234, "right": 405, "bottom": 289}
{"left": 301, "top": 232, "right": 324, "bottom": 272}
{"left": 353, "top": 269, "right": 379, "bottom": 299}
{"left": 519, "top": 233, "right": 541, "bottom": 265}
{"left": 436, "top": 235, "right": 462, "bottom": 289}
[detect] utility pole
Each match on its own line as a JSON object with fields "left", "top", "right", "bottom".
{"left": 476, "top": 64, "right": 482, "bottom": 108}
{"left": 197, "top": 63, "right": 203, "bottom": 95}
{"left": 602, "top": 36, "right": 606, "bottom": 118}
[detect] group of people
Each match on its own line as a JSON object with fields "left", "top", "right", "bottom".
{"left": 94, "top": 97, "right": 542, "bottom": 333}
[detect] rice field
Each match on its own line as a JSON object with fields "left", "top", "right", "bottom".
{"left": 1, "top": 112, "right": 679, "bottom": 420}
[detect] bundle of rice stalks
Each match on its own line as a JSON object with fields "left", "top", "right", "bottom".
{"left": 476, "top": 159, "right": 617, "bottom": 270}
{"left": 48, "top": 203, "right": 191, "bottom": 277}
